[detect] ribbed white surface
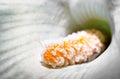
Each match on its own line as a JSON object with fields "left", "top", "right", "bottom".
{"left": 69, "top": 0, "right": 114, "bottom": 34}
{"left": 0, "top": 0, "right": 120, "bottom": 79}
